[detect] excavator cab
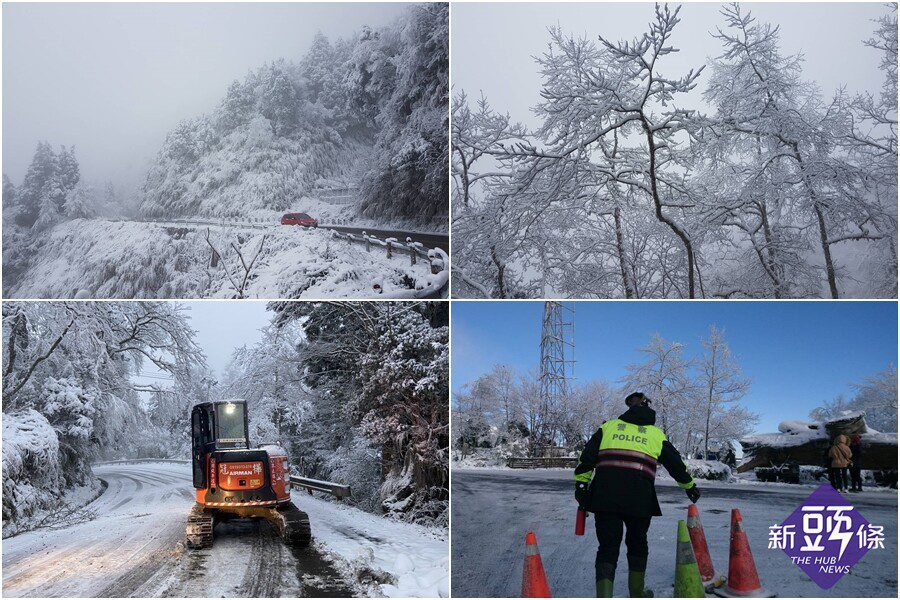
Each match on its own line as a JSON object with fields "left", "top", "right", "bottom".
{"left": 191, "top": 401, "right": 250, "bottom": 488}
{"left": 186, "top": 399, "right": 310, "bottom": 549}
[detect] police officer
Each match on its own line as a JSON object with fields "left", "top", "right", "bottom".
{"left": 574, "top": 392, "right": 700, "bottom": 597}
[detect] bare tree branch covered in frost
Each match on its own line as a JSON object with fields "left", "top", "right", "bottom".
{"left": 452, "top": 2, "right": 897, "bottom": 298}
{"left": 810, "top": 363, "right": 899, "bottom": 432}
{"left": 453, "top": 327, "right": 758, "bottom": 462}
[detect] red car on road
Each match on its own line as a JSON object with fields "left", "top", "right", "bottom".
{"left": 281, "top": 212, "right": 318, "bottom": 228}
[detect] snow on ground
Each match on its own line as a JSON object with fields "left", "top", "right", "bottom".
{"left": 2, "top": 462, "right": 197, "bottom": 598}
{"left": 2, "top": 461, "right": 447, "bottom": 598}
{"left": 451, "top": 468, "right": 898, "bottom": 598}
{"left": 237, "top": 195, "right": 447, "bottom": 234}
{"left": 295, "top": 491, "right": 449, "bottom": 598}
{"left": 6, "top": 219, "right": 438, "bottom": 299}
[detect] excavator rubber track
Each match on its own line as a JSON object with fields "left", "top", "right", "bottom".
{"left": 186, "top": 504, "right": 214, "bottom": 549}
{"left": 270, "top": 502, "right": 312, "bottom": 548}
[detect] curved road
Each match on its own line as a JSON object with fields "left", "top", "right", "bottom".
{"left": 2, "top": 462, "right": 355, "bottom": 598}
{"left": 451, "top": 468, "right": 898, "bottom": 598}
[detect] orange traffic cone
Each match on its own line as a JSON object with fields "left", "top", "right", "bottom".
{"left": 686, "top": 504, "right": 724, "bottom": 590}
{"left": 522, "top": 531, "right": 552, "bottom": 598}
{"left": 714, "top": 509, "right": 774, "bottom": 598}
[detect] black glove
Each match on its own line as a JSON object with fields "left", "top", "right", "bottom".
{"left": 685, "top": 483, "right": 700, "bottom": 503}
{"left": 575, "top": 481, "right": 590, "bottom": 507}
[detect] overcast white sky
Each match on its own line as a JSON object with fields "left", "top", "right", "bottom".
{"left": 135, "top": 301, "right": 272, "bottom": 396}
{"left": 452, "top": 2, "right": 891, "bottom": 130}
{"left": 2, "top": 2, "right": 407, "bottom": 188}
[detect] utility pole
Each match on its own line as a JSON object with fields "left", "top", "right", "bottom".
{"left": 538, "top": 301, "right": 575, "bottom": 454}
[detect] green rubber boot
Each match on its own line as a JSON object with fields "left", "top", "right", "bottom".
{"left": 628, "top": 572, "right": 654, "bottom": 598}
{"left": 596, "top": 578, "right": 615, "bottom": 598}
{"left": 596, "top": 562, "right": 616, "bottom": 598}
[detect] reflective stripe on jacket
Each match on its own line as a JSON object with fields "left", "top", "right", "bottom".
{"left": 573, "top": 405, "right": 695, "bottom": 517}
{"left": 595, "top": 419, "right": 666, "bottom": 479}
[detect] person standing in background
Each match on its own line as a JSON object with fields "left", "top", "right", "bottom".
{"left": 828, "top": 434, "right": 853, "bottom": 492}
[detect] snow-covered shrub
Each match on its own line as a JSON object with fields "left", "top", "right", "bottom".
{"left": 685, "top": 459, "right": 732, "bottom": 482}
{"left": 2, "top": 410, "right": 63, "bottom": 535}
{"left": 323, "top": 436, "right": 383, "bottom": 514}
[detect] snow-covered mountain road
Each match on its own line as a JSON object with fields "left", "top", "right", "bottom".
{"left": 2, "top": 461, "right": 357, "bottom": 597}
{"left": 451, "top": 468, "right": 898, "bottom": 598}
{"left": 139, "top": 218, "right": 449, "bottom": 253}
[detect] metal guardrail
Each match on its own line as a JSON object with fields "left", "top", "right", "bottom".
{"left": 507, "top": 457, "right": 579, "bottom": 469}
{"left": 137, "top": 217, "right": 449, "bottom": 298}
{"left": 328, "top": 229, "right": 449, "bottom": 299}
{"left": 290, "top": 475, "right": 351, "bottom": 499}
{"left": 93, "top": 458, "right": 190, "bottom": 466}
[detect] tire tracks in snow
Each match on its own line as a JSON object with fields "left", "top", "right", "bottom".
{"left": 3, "top": 461, "right": 360, "bottom": 598}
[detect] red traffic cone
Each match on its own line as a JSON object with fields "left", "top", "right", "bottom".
{"left": 522, "top": 532, "right": 552, "bottom": 598}
{"left": 714, "top": 509, "right": 774, "bottom": 598}
{"left": 686, "top": 504, "right": 724, "bottom": 589}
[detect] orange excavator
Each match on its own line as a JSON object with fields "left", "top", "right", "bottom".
{"left": 186, "top": 399, "right": 310, "bottom": 549}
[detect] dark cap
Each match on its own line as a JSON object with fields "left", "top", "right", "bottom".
{"left": 625, "top": 392, "right": 651, "bottom": 407}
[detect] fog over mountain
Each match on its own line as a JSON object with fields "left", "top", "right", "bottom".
{"left": 2, "top": 2, "right": 407, "bottom": 189}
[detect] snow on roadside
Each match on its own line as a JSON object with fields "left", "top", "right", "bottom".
{"left": 236, "top": 196, "right": 448, "bottom": 235}
{"left": 294, "top": 492, "right": 449, "bottom": 598}
{"left": 6, "top": 219, "right": 437, "bottom": 299}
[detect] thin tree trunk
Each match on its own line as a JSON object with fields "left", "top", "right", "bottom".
{"left": 613, "top": 206, "right": 634, "bottom": 298}
{"left": 490, "top": 245, "right": 506, "bottom": 298}
{"left": 758, "top": 202, "right": 786, "bottom": 298}
{"left": 814, "top": 203, "right": 839, "bottom": 299}
{"left": 640, "top": 116, "right": 696, "bottom": 298}
{"left": 790, "top": 144, "right": 839, "bottom": 298}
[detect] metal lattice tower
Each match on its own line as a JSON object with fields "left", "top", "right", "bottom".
{"left": 539, "top": 301, "right": 575, "bottom": 449}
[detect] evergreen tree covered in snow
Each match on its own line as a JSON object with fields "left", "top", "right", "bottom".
{"left": 140, "top": 3, "right": 448, "bottom": 224}
{"left": 9, "top": 143, "right": 87, "bottom": 230}
{"left": 267, "top": 301, "right": 449, "bottom": 525}
{"left": 357, "top": 2, "right": 449, "bottom": 223}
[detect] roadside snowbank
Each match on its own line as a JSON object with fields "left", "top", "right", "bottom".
{"left": 5, "top": 219, "right": 437, "bottom": 299}
{"left": 296, "top": 492, "right": 449, "bottom": 598}
{"left": 684, "top": 459, "right": 732, "bottom": 481}
{"left": 2, "top": 410, "right": 103, "bottom": 537}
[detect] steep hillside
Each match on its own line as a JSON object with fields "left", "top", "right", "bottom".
{"left": 140, "top": 3, "right": 448, "bottom": 226}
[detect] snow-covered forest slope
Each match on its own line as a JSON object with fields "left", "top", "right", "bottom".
{"left": 452, "top": 3, "right": 897, "bottom": 299}
{"left": 140, "top": 2, "right": 447, "bottom": 225}
{"left": 2, "top": 3, "right": 448, "bottom": 298}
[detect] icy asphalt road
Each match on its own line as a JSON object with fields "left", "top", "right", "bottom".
{"left": 451, "top": 468, "right": 898, "bottom": 598}
{"left": 1, "top": 461, "right": 356, "bottom": 598}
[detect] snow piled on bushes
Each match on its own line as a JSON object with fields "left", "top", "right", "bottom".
{"left": 5, "top": 219, "right": 438, "bottom": 299}
{"left": 2, "top": 409, "right": 102, "bottom": 537}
